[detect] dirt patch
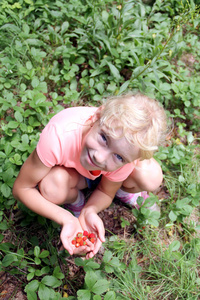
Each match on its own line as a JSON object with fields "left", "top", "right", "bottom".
{"left": 0, "top": 185, "right": 198, "bottom": 299}
{"left": 0, "top": 199, "right": 138, "bottom": 299}
{"left": 0, "top": 272, "right": 27, "bottom": 300}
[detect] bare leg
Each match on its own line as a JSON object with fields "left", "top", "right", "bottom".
{"left": 38, "top": 166, "right": 87, "bottom": 205}
{"left": 116, "top": 158, "right": 163, "bottom": 211}
{"left": 121, "top": 158, "right": 163, "bottom": 193}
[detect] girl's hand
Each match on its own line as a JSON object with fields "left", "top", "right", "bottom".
{"left": 60, "top": 217, "right": 94, "bottom": 256}
{"left": 79, "top": 209, "right": 105, "bottom": 259}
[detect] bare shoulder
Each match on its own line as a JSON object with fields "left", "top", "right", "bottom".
{"left": 20, "top": 149, "right": 50, "bottom": 174}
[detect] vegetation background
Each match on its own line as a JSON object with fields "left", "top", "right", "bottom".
{"left": 0, "top": 0, "right": 200, "bottom": 299}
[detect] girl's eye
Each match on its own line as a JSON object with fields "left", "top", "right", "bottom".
{"left": 115, "top": 154, "right": 123, "bottom": 162}
{"left": 100, "top": 133, "right": 107, "bottom": 143}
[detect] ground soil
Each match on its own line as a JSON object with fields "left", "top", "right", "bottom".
{"left": 0, "top": 186, "right": 171, "bottom": 300}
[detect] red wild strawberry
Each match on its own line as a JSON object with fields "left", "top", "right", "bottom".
{"left": 79, "top": 240, "right": 84, "bottom": 246}
{"left": 90, "top": 237, "right": 95, "bottom": 244}
{"left": 71, "top": 240, "right": 76, "bottom": 245}
{"left": 83, "top": 230, "right": 89, "bottom": 237}
{"left": 82, "top": 236, "right": 87, "bottom": 241}
{"left": 75, "top": 243, "right": 80, "bottom": 248}
{"left": 76, "top": 237, "right": 82, "bottom": 243}
{"left": 77, "top": 232, "right": 83, "bottom": 237}
{"left": 89, "top": 233, "right": 95, "bottom": 239}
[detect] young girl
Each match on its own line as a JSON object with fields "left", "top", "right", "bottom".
{"left": 13, "top": 93, "right": 167, "bottom": 259}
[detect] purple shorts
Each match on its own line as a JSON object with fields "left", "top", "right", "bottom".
{"left": 85, "top": 175, "right": 102, "bottom": 190}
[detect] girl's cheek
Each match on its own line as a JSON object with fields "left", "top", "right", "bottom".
{"left": 112, "top": 156, "right": 123, "bottom": 168}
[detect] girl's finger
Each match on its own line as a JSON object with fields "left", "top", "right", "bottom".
{"left": 93, "top": 239, "right": 102, "bottom": 255}
{"left": 62, "top": 241, "right": 73, "bottom": 255}
{"left": 73, "top": 245, "right": 92, "bottom": 255}
{"left": 98, "top": 233, "right": 105, "bottom": 243}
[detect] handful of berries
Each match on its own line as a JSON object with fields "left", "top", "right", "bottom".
{"left": 71, "top": 231, "right": 96, "bottom": 248}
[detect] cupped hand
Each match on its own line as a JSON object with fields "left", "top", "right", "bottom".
{"left": 79, "top": 209, "right": 105, "bottom": 259}
{"left": 60, "top": 217, "right": 94, "bottom": 256}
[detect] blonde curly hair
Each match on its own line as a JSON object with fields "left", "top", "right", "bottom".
{"left": 97, "top": 93, "right": 168, "bottom": 160}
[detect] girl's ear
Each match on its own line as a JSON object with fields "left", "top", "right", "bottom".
{"left": 92, "top": 105, "right": 104, "bottom": 123}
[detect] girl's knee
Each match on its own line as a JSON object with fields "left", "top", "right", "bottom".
{"left": 140, "top": 160, "right": 163, "bottom": 192}
{"left": 147, "top": 167, "right": 163, "bottom": 191}
{"left": 38, "top": 166, "right": 79, "bottom": 204}
{"left": 123, "top": 159, "right": 163, "bottom": 193}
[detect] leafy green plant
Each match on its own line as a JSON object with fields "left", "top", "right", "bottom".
{"left": 132, "top": 194, "right": 161, "bottom": 228}
{"left": 25, "top": 254, "right": 64, "bottom": 300}
{"left": 120, "top": 217, "right": 130, "bottom": 228}
{"left": 74, "top": 250, "right": 128, "bottom": 299}
{"left": 103, "top": 229, "right": 200, "bottom": 299}
{"left": 76, "top": 270, "right": 110, "bottom": 300}
{"left": 155, "top": 141, "right": 200, "bottom": 229}
{"left": 0, "top": 0, "right": 199, "bottom": 298}
{"left": 0, "top": 237, "right": 66, "bottom": 299}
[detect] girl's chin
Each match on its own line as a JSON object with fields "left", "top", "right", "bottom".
{"left": 80, "top": 159, "right": 95, "bottom": 170}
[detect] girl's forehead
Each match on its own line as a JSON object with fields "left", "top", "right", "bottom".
{"left": 99, "top": 120, "right": 124, "bottom": 137}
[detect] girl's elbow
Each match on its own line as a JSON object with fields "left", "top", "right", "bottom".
{"left": 12, "top": 180, "right": 20, "bottom": 200}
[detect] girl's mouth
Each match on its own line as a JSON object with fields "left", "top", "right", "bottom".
{"left": 87, "top": 150, "right": 101, "bottom": 169}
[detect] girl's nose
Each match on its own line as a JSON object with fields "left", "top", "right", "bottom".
{"left": 94, "top": 150, "right": 108, "bottom": 165}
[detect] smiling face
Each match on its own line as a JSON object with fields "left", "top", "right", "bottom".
{"left": 80, "top": 120, "right": 140, "bottom": 172}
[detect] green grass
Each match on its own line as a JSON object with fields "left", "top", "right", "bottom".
{"left": 0, "top": 0, "right": 200, "bottom": 299}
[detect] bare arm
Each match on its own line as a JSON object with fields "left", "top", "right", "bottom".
{"left": 13, "top": 149, "right": 75, "bottom": 225}
{"left": 82, "top": 175, "right": 122, "bottom": 214}
{"left": 79, "top": 176, "right": 122, "bottom": 258}
{"left": 13, "top": 150, "right": 94, "bottom": 255}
